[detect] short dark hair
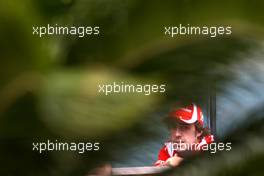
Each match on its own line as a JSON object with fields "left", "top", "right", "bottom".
{"left": 194, "top": 121, "right": 211, "bottom": 140}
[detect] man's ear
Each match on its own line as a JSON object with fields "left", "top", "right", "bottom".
{"left": 196, "top": 130, "right": 202, "bottom": 139}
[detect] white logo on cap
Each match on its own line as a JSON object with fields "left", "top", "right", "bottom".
{"left": 181, "top": 104, "right": 198, "bottom": 124}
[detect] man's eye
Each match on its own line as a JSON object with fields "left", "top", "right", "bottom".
{"left": 180, "top": 126, "right": 189, "bottom": 130}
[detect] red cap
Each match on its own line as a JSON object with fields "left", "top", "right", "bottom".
{"left": 169, "top": 103, "right": 204, "bottom": 126}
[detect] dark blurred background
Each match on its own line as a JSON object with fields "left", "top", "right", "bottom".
{"left": 0, "top": 0, "right": 264, "bottom": 175}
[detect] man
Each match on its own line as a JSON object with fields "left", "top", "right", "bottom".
{"left": 154, "top": 103, "right": 214, "bottom": 167}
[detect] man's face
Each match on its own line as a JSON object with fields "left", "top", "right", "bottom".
{"left": 170, "top": 123, "right": 201, "bottom": 151}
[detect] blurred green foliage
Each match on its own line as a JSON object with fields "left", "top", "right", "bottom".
{"left": 0, "top": 0, "right": 264, "bottom": 175}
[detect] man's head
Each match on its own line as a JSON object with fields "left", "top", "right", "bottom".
{"left": 169, "top": 122, "right": 201, "bottom": 144}
{"left": 164, "top": 104, "right": 210, "bottom": 151}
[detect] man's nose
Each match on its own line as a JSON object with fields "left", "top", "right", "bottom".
{"left": 174, "top": 128, "right": 182, "bottom": 137}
